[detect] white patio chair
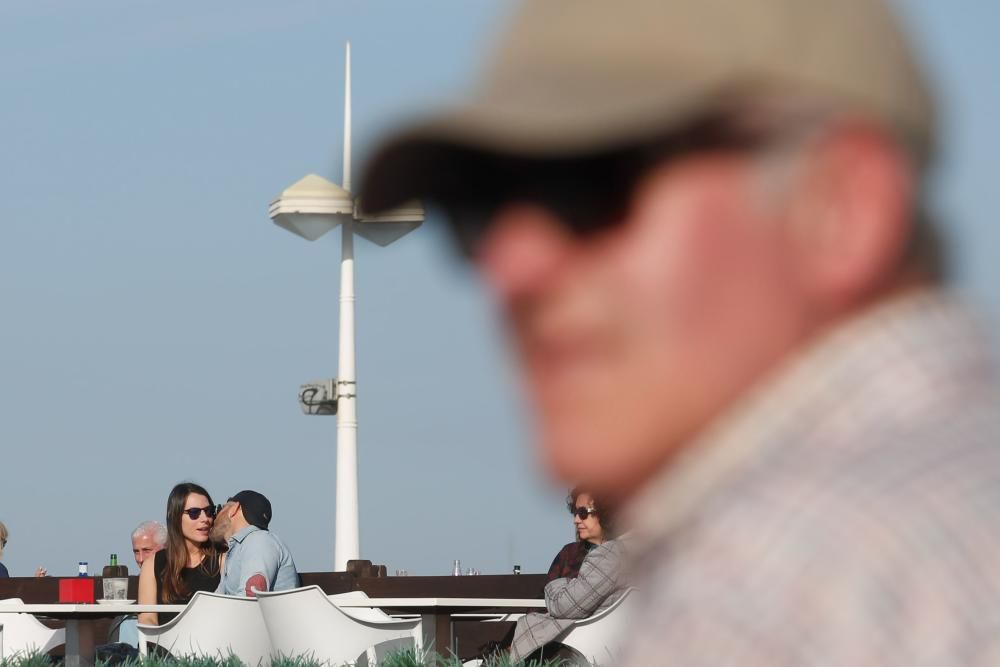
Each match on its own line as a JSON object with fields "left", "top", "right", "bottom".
{"left": 257, "top": 585, "right": 422, "bottom": 666}
{"left": 325, "top": 590, "right": 422, "bottom": 622}
{"left": 0, "top": 598, "right": 66, "bottom": 659}
{"left": 136, "top": 591, "right": 271, "bottom": 666}
{"left": 461, "top": 590, "right": 637, "bottom": 667}
{"left": 326, "top": 590, "right": 397, "bottom": 622}
{"left": 553, "top": 587, "right": 637, "bottom": 666}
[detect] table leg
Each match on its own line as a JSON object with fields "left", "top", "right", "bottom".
{"left": 64, "top": 619, "right": 97, "bottom": 667}
{"left": 421, "top": 613, "right": 454, "bottom": 658}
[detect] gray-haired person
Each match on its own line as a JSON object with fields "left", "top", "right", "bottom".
{"left": 361, "top": 0, "right": 1000, "bottom": 663}
{"left": 131, "top": 520, "right": 167, "bottom": 569}
{"left": 116, "top": 521, "right": 166, "bottom": 648}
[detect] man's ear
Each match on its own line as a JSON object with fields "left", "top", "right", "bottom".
{"left": 785, "top": 123, "right": 915, "bottom": 311}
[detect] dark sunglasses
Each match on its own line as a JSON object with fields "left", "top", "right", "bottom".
{"left": 437, "top": 115, "right": 778, "bottom": 257}
{"left": 182, "top": 506, "right": 217, "bottom": 520}
{"left": 572, "top": 506, "right": 598, "bottom": 520}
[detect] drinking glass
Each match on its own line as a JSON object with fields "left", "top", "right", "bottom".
{"left": 103, "top": 577, "right": 128, "bottom": 600}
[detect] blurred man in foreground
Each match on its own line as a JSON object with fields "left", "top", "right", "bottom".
{"left": 361, "top": 0, "right": 1000, "bottom": 661}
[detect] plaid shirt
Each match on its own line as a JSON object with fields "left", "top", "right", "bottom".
{"left": 511, "top": 538, "right": 628, "bottom": 661}
{"left": 621, "top": 290, "right": 1000, "bottom": 665}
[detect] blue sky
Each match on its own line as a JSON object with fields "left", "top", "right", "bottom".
{"left": 1, "top": 1, "right": 997, "bottom": 577}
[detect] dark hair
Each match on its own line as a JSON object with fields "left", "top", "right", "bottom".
{"left": 566, "top": 486, "right": 616, "bottom": 540}
{"left": 162, "top": 482, "right": 221, "bottom": 603}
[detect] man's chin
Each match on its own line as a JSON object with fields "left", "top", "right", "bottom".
{"left": 538, "top": 407, "right": 675, "bottom": 501}
{"left": 540, "top": 424, "right": 627, "bottom": 494}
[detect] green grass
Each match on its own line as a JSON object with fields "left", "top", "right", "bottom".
{"left": 0, "top": 652, "right": 54, "bottom": 667}
{"left": 0, "top": 649, "right": 568, "bottom": 667}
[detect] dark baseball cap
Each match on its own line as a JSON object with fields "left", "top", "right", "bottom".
{"left": 361, "top": 0, "right": 936, "bottom": 214}
{"left": 229, "top": 490, "right": 272, "bottom": 530}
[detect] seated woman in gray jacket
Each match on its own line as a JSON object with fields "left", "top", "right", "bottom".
{"left": 510, "top": 490, "right": 629, "bottom": 662}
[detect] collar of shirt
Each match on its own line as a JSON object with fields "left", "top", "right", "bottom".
{"left": 228, "top": 524, "right": 260, "bottom": 549}
{"left": 621, "top": 288, "right": 994, "bottom": 562}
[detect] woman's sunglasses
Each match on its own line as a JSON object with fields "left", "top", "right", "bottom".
{"left": 182, "top": 506, "right": 217, "bottom": 520}
{"left": 572, "top": 507, "right": 598, "bottom": 520}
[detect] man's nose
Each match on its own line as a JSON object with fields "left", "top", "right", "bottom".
{"left": 475, "top": 204, "right": 574, "bottom": 305}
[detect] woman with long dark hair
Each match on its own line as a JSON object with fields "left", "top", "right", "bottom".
{"left": 138, "top": 482, "right": 223, "bottom": 625}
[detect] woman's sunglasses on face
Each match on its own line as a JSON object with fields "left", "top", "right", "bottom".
{"left": 182, "top": 506, "right": 218, "bottom": 520}
{"left": 572, "top": 507, "right": 598, "bottom": 520}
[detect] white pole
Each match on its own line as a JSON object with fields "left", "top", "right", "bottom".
{"left": 334, "top": 40, "right": 360, "bottom": 571}
{"left": 335, "top": 222, "right": 359, "bottom": 570}
{"left": 342, "top": 41, "right": 352, "bottom": 194}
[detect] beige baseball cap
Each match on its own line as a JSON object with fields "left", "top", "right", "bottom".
{"left": 361, "top": 0, "right": 936, "bottom": 212}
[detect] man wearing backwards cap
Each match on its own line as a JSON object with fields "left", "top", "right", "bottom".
{"left": 210, "top": 490, "right": 299, "bottom": 597}
{"left": 362, "top": 0, "right": 1000, "bottom": 663}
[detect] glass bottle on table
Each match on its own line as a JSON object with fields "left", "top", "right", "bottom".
{"left": 102, "top": 553, "right": 129, "bottom": 599}
{"left": 102, "top": 554, "right": 116, "bottom": 578}
{"left": 102, "top": 553, "right": 127, "bottom": 578}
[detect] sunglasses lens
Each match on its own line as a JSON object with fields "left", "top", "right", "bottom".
{"left": 444, "top": 205, "right": 493, "bottom": 258}
{"left": 206, "top": 506, "right": 217, "bottom": 519}
{"left": 441, "top": 152, "right": 643, "bottom": 258}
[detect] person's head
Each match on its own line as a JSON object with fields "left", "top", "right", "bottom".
{"left": 0, "top": 520, "right": 8, "bottom": 559}
{"left": 209, "top": 490, "right": 272, "bottom": 543}
{"left": 361, "top": 0, "right": 940, "bottom": 500}
{"left": 166, "top": 482, "right": 217, "bottom": 548}
{"left": 131, "top": 520, "right": 167, "bottom": 567}
{"left": 567, "top": 488, "right": 613, "bottom": 545}
{"left": 162, "top": 482, "right": 220, "bottom": 602}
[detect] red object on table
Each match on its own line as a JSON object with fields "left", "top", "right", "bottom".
{"left": 58, "top": 578, "right": 95, "bottom": 603}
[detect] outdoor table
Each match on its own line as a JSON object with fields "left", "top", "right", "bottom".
{"left": 336, "top": 596, "right": 547, "bottom": 657}
{"left": 0, "top": 602, "right": 185, "bottom": 667}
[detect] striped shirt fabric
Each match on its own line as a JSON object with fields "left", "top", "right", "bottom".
{"left": 620, "top": 289, "right": 1000, "bottom": 666}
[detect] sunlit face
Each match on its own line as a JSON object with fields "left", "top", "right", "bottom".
{"left": 209, "top": 501, "right": 235, "bottom": 543}
{"left": 573, "top": 492, "right": 604, "bottom": 544}
{"left": 181, "top": 492, "right": 214, "bottom": 544}
{"left": 477, "top": 150, "right": 809, "bottom": 496}
{"left": 132, "top": 533, "right": 163, "bottom": 567}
